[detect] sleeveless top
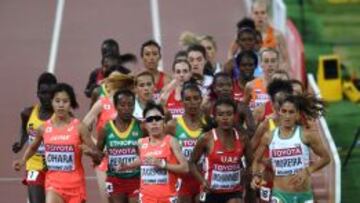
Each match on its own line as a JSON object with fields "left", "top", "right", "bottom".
{"left": 204, "top": 129, "right": 245, "bottom": 193}
{"left": 233, "top": 80, "right": 245, "bottom": 102}
{"left": 269, "top": 126, "right": 310, "bottom": 176}
{"left": 139, "top": 135, "right": 178, "bottom": 198}
{"left": 43, "top": 118, "right": 85, "bottom": 188}
{"left": 166, "top": 90, "right": 184, "bottom": 118}
{"left": 26, "top": 105, "right": 46, "bottom": 171}
{"left": 104, "top": 119, "right": 143, "bottom": 178}
{"left": 96, "top": 96, "right": 117, "bottom": 133}
{"left": 250, "top": 78, "right": 270, "bottom": 110}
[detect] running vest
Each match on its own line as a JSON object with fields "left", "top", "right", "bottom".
{"left": 174, "top": 116, "right": 203, "bottom": 160}
{"left": 205, "top": 129, "right": 245, "bottom": 193}
{"left": 166, "top": 90, "right": 184, "bottom": 118}
{"left": 153, "top": 72, "right": 165, "bottom": 101}
{"left": 26, "top": 105, "right": 46, "bottom": 171}
{"left": 250, "top": 78, "right": 270, "bottom": 110}
{"left": 232, "top": 80, "right": 245, "bottom": 102}
{"left": 269, "top": 126, "right": 310, "bottom": 176}
{"left": 43, "top": 119, "right": 85, "bottom": 187}
{"left": 99, "top": 83, "right": 109, "bottom": 97}
{"left": 139, "top": 135, "right": 178, "bottom": 198}
{"left": 105, "top": 119, "right": 143, "bottom": 178}
{"left": 96, "top": 96, "right": 117, "bottom": 133}
{"left": 262, "top": 26, "right": 277, "bottom": 49}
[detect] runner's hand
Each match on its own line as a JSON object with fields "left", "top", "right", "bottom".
{"left": 289, "top": 168, "right": 309, "bottom": 186}
{"left": 12, "top": 142, "right": 22, "bottom": 153}
{"left": 251, "top": 176, "right": 266, "bottom": 189}
{"left": 13, "top": 160, "right": 25, "bottom": 171}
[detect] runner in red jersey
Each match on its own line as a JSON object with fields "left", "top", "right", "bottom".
{"left": 14, "top": 83, "right": 102, "bottom": 203}
{"left": 117, "top": 102, "right": 188, "bottom": 203}
{"left": 190, "top": 98, "right": 251, "bottom": 203}
{"left": 160, "top": 59, "right": 192, "bottom": 118}
{"left": 140, "top": 40, "right": 170, "bottom": 100}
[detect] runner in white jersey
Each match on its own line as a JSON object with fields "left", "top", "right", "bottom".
{"left": 251, "top": 94, "right": 330, "bottom": 203}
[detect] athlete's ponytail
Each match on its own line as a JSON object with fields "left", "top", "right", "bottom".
{"left": 280, "top": 94, "right": 325, "bottom": 119}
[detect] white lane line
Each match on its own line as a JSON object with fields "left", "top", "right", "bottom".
{"left": 150, "top": 0, "right": 163, "bottom": 71}
{"left": 47, "top": 0, "right": 65, "bottom": 74}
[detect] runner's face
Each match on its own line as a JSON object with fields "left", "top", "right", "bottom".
{"left": 279, "top": 102, "right": 299, "bottom": 128}
{"left": 239, "top": 56, "right": 256, "bottom": 80}
{"left": 201, "top": 40, "right": 216, "bottom": 64}
{"left": 182, "top": 89, "right": 202, "bottom": 115}
{"left": 116, "top": 95, "right": 135, "bottom": 121}
{"left": 215, "top": 104, "right": 235, "bottom": 130}
{"left": 188, "top": 51, "right": 206, "bottom": 75}
{"left": 261, "top": 51, "right": 279, "bottom": 78}
{"left": 237, "top": 32, "right": 256, "bottom": 51}
{"left": 144, "top": 109, "right": 164, "bottom": 136}
{"left": 214, "top": 76, "right": 232, "bottom": 98}
{"left": 136, "top": 75, "right": 154, "bottom": 101}
{"left": 142, "top": 45, "right": 160, "bottom": 71}
{"left": 38, "top": 84, "right": 55, "bottom": 108}
{"left": 252, "top": 3, "right": 268, "bottom": 28}
{"left": 174, "top": 62, "right": 192, "bottom": 84}
{"left": 102, "top": 44, "right": 118, "bottom": 56}
{"left": 52, "top": 91, "right": 71, "bottom": 118}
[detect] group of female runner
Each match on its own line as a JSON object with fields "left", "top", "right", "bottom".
{"left": 12, "top": 1, "right": 330, "bottom": 202}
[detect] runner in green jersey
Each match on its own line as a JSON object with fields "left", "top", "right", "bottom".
{"left": 97, "top": 89, "right": 143, "bottom": 203}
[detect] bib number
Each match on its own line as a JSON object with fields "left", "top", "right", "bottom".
{"left": 27, "top": 170, "right": 39, "bottom": 181}
{"left": 105, "top": 182, "right": 113, "bottom": 194}
{"left": 260, "top": 186, "right": 271, "bottom": 201}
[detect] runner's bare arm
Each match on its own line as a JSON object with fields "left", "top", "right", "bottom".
{"left": 237, "top": 102, "right": 256, "bottom": 138}
{"left": 304, "top": 131, "right": 331, "bottom": 174}
{"left": 96, "top": 126, "right": 107, "bottom": 151}
{"left": 12, "top": 107, "right": 33, "bottom": 153}
{"left": 250, "top": 118, "right": 268, "bottom": 150}
{"left": 79, "top": 122, "right": 103, "bottom": 164}
{"left": 243, "top": 82, "right": 253, "bottom": 106}
{"left": 164, "top": 119, "right": 176, "bottom": 136}
{"left": 251, "top": 131, "right": 271, "bottom": 189}
{"left": 189, "top": 133, "right": 211, "bottom": 191}
{"left": 167, "top": 137, "right": 189, "bottom": 173}
{"left": 13, "top": 125, "right": 44, "bottom": 171}
{"left": 82, "top": 100, "right": 102, "bottom": 129}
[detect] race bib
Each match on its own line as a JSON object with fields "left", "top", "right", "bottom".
{"left": 181, "top": 146, "right": 193, "bottom": 160}
{"left": 27, "top": 170, "right": 39, "bottom": 181}
{"left": 260, "top": 186, "right": 271, "bottom": 201}
{"left": 108, "top": 154, "right": 137, "bottom": 172}
{"left": 141, "top": 165, "right": 168, "bottom": 184}
{"left": 210, "top": 170, "right": 240, "bottom": 190}
{"left": 45, "top": 144, "right": 75, "bottom": 171}
{"left": 105, "top": 182, "right": 113, "bottom": 194}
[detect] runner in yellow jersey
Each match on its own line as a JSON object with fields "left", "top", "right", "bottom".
{"left": 12, "top": 72, "right": 57, "bottom": 203}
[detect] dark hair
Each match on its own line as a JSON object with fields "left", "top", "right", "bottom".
{"left": 37, "top": 72, "right": 57, "bottom": 90}
{"left": 290, "top": 79, "right": 305, "bottom": 93}
{"left": 187, "top": 44, "right": 207, "bottom": 59}
{"left": 236, "top": 17, "right": 256, "bottom": 31}
{"left": 51, "top": 83, "right": 79, "bottom": 109}
{"left": 202, "top": 98, "right": 237, "bottom": 132}
{"left": 101, "top": 39, "right": 119, "bottom": 56}
{"left": 267, "top": 79, "right": 293, "bottom": 102}
{"left": 140, "top": 40, "right": 161, "bottom": 57}
{"left": 119, "top": 53, "right": 137, "bottom": 65}
{"left": 172, "top": 59, "right": 191, "bottom": 72}
{"left": 235, "top": 50, "right": 258, "bottom": 68}
{"left": 113, "top": 89, "right": 135, "bottom": 106}
{"left": 104, "top": 65, "right": 131, "bottom": 77}
{"left": 181, "top": 81, "right": 202, "bottom": 100}
{"left": 236, "top": 27, "right": 257, "bottom": 41}
{"left": 143, "top": 101, "right": 165, "bottom": 118}
{"left": 135, "top": 71, "right": 155, "bottom": 86}
{"left": 280, "top": 94, "right": 325, "bottom": 119}
{"left": 174, "top": 50, "right": 188, "bottom": 60}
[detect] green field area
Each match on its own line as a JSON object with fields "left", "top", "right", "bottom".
{"left": 285, "top": 1, "right": 360, "bottom": 202}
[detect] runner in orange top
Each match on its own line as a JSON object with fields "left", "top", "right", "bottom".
{"left": 12, "top": 72, "right": 57, "bottom": 203}
{"left": 117, "top": 102, "right": 189, "bottom": 203}
{"left": 13, "top": 83, "right": 102, "bottom": 203}
{"left": 251, "top": 0, "right": 289, "bottom": 70}
{"left": 190, "top": 98, "right": 252, "bottom": 203}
